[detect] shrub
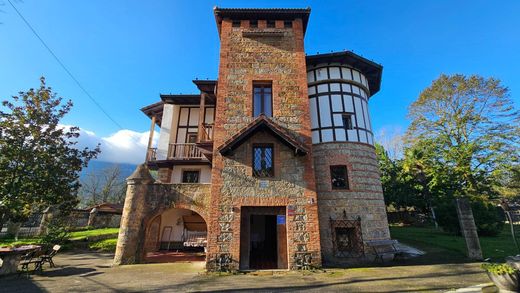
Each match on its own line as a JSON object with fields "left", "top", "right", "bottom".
{"left": 39, "top": 217, "right": 70, "bottom": 248}
{"left": 434, "top": 198, "right": 505, "bottom": 236}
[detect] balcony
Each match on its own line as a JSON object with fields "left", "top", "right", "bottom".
{"left": 146, "top": 143, "right": 210, "bottom": 168}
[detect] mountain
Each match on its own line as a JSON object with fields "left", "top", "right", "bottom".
{"left": 80, "top": 160, "right": 137, "bottom": 182}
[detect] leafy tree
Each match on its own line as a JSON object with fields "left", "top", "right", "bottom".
{"left": 406, "top": 74, "right": 519, "bottom": 199}
{"left": 80, "top": 165, "right": 127, "bottom": 206}
{"left": 0, "top": 77, "right": 100, "bottom": 231}
{"left": 405, "top": 74, "right": 518, "bottom": 236}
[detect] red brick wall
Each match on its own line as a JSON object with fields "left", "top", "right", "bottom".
{"left": 207, "top": 18, "right": 322, "bottom": 270}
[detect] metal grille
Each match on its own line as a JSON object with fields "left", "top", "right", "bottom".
{"left": 330, "top": 215, "right": 364, "bottom": 258}
{"left": 253, "top": 146, "right": 273, "bottom": 177}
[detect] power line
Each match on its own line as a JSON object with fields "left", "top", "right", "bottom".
{"left": 7, "top": 0, "right": 126, "bottom": 131}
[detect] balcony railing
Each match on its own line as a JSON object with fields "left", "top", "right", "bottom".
{"left": 167, "top": 143, "right": 204, "bottom": 160}
{"left": 200, "top": 123, "right": 213, "bottom": 142}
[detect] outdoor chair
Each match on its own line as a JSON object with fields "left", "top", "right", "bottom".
{"left": 18, "top": 250, "right": 43, "bottom": 276}
{"left": 39, "top": 245, "right": 61, "bottom": 268}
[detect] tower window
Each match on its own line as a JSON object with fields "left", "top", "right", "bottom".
{"left": 284, "top": 20, "right": 292, "bottom": 28}
{"left": 267, "top": 20, "right": 276, "bottom": 28}
{"left": 342, "top": 114, "right": 353, "bottom": 130}
{"left": 182, "top": 170, "right": 200, "bottom": 183}
{"left": 253, "top": 82, "right": 272, "bottom": 117}
{"left": 253, "top": 145, "right": 274, "bottom": 177}
{"left": 232, "top": 20, "right": 241, "bottom": 28}
{"left": 330, "top": 165, "right": 349, "bottom": 190}
{"left": 250, "top": 20, "right": 258, "bottom": 28}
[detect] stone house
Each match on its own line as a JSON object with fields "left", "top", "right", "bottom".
{"left": 114, "top": 7, "right": 390, "bottom": 271}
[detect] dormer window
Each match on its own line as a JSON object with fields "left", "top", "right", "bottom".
{"left": 253, "top": 82, "right": 272, "bottom": 117}
{"left": 250, "top": 20, "right": 258, "bottom": 28}
{"left": 232, "top": 20, "right": 241, "bottom": 28}
{"left": 284, "top": 20, "right": 292, "bottom": 28}
{"left": 267, "top": 20, "right": 275, "bottom": 28}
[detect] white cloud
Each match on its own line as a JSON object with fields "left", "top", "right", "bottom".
{"left": 60, "top": 124, "right": 159, "bottom": 165}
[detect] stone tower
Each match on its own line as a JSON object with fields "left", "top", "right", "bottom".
{"left": 206, "top": 8, "right": 322, "bottom": 270}
{"left": 306, "top": 52, "right": 390, "bottom": 265}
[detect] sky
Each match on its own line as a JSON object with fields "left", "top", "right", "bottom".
{"left": 1, "top": 0, "right": 519, "bottom": 164}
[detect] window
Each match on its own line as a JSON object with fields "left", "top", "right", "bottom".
{"left": 330, "top": 165, "right": 349, "bottom": 189}
{"left": 284, "top": 20, "right": 292, "bottom": 28}
{"left": 253, "top": 145, "right": 274, "bottom": 177}
{"left": 232, "top": 20, "right": 241, "bottom": 27}
{"left": 250, "top": 20, "right": 258, "bottom": 28}
{"left": 342, "top": 114, "right": 353, "bottom": 130}
{"left": 186, "top": 133, "right": 198, "bottom": 143}
{"left": 182, "top": 170, "right": 200, "bottom": 183}
{"left": 253, "top": 83, "right": 272, "bottom": 117}
{"left": 266, "top": 20, "right": 275, "bottom": 28}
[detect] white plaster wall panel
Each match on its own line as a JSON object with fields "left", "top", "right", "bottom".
{"left": 333, "top": 114, "right": 343, "bottom": 127}
{"left": 330, "top": 83, "right": 341, "bottom": 92}
{"left": 176, "top": 128, "right": 187, "bottom": 144}
{"left": 343, "top": 95, "right": 355, "bottom": 112}
{"left": 318, "top": 96, "right": 332, "bottom": 127}
{"left": 329, "top": 67, "right": 341, "bottom": 79}
{"left": 362, "top": 101, "right": 371, "bottom": 131}
{"left": 171, "top": 165, "right": 212, "bottom": 183}
{"left": 312, "top": 131, "right": 320, "bottom": 144}
{"left": 354, "top": 97, "right": 365, "bottom": 128}
{"left": 160, "top": 208, "right": 193, "bottom": 241}
{"left": 315, "top": 68, "right": 327, "bottom": 81}
{"left": 317, "top": 84, "right": 328, "bottom": 93}
{"left": 205, "top": 107, "right": 215, "bottom": 124}
{"left": 157, "top": 104, "right": 174, "bottom": 160}
{"left": 335, "top": 129, "right": 346, "bottom": 141}
{"left": 309, "top": 97, "right": 319, "bottom": 129}
{"left": 307, "top": 71, "right": 315, "bottom": 82}
{"left": 322, "top": 129, "right": 334, "bottom": 142}
{"left": 179, "top": 108, "right": 189, "bottom": 126}
{"left": 331, "top": 95, "right": 343, "bottom": 112}
{"left": 341, "top": 67, "right": 352, "bottom": 80}
{"left": 347, "top": 130, "right": 358, "bottom": 141}
{"left": 189, "top": 108, "right": 200, "bottom": 126}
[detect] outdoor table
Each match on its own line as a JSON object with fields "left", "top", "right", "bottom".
{"left": 0, "top": 245, "right": 41, "bottom": 275}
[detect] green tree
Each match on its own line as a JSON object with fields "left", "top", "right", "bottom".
{"left": 0, "top": 77, "right": 100, "bottom": 231}
{"left": 406, "top": 74, "right": 519, "bottom": 199}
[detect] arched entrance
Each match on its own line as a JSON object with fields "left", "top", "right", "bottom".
{"left": 144, "top": 208, "right": 207, "bottom": 263}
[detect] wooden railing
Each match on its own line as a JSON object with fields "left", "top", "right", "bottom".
{"left": 167, "top": 143, "right": 204, "bottom": 159}
{"left": 146, "top": 148, "right": 157, "bottom": 162}
{"left": 200, "top": 123, "right": 214, "bottom": 142}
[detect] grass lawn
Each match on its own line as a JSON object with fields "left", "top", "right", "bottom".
{"left": 68, "top": 227, "right": 119, "bottom": 241}
{"left": 89, "top": 238, "right": 118, "bottom": 252}
{"left": 0, "top": 228, "right": 120, "bottom": 247}
{"left": 390, "top": 225, "right": 519, "bottom": 263}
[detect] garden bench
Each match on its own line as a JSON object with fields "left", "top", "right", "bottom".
{"left": 365, "top": 239, "right": 405, "bottom": 263}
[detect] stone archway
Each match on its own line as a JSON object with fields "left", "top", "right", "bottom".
{"left": 143, "top": 207, "right": 208, "bottom": 263}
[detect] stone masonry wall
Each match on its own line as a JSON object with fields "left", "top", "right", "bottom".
{"left": 312, "top": 142, "right": 390, "bottom": 265}
{"left": 207, "top": 18, "right": 321, "bottom": 270}
{"left": 114, "top": 165, "right": 211, "bottom": 265}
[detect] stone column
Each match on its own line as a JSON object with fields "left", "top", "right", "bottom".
{"left": 113, "top": 164, "right": 154, "bottom": 265}
{"left": 456, "top": 198, "right": 483, "bottom": 260}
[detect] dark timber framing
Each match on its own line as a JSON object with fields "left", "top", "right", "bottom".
{"left": 308, "top": 65, "right": 373, "bottom": 145}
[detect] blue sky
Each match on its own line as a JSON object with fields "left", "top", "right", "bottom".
{"left": 1, "top": 0, "right": 519, "bottom": 163}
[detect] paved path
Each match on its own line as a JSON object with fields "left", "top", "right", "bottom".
{"left": 0, "top": 251, "right": 489, "bottom": 292}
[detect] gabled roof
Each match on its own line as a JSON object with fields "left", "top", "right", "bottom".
{"left": 214, "top": 7, "right": 311, "bottom": 36}
{"left": 217, "top": 115, "right": 309, "bottom": 156}
{"left": 306, "top": 51, "right": 383, "bottom": 97}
